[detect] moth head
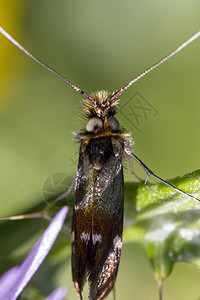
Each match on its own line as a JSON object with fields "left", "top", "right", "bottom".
{"left": 86, "top": 115, "right": 119, "bottom": 133}
{"left": 83, "top": 91, "right": 119, "bottom": 133}
{"left": 84, "top": 90, "right": 120, "bottom": 133}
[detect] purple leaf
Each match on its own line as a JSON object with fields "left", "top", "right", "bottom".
{"left": 45, "top": 286, "right": 67, "bottom": 300}
{"left": 0, "top": 206, "right": 68, "bottom": 300}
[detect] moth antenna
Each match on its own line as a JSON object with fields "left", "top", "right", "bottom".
{"left": 127, "top": 151, "right": 200, "bottom": 203}
{"left": 110, "top": 31, "right": 200, "bottom": 102}
{"left": 0, "top": 26, "right": 99, "bottom": 108}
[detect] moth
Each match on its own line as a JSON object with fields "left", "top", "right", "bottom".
{"left": 0, "top": 27, "right": 199, "bottom": 300}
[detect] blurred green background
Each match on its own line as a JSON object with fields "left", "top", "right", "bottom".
{"left": 0, "top": 1, "right": 200, "bottom": 299}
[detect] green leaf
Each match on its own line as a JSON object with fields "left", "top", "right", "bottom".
{"left": 124, "top": 169, "right": 200, "bottom": 282}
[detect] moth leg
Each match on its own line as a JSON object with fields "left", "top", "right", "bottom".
{"left": 55, "top": 178, "right": 75, "bottom": 201}
{"left": 128, "top": 156, "right": 144, "bottom": 183}
{"left": 158, "top": 279, "right": 163, "bottom": 300}
{"left": 47, "top": 178, "right": 75, "bottom": 207}
{"left": 127, "top": 151, "right": 200, "bottom": 202}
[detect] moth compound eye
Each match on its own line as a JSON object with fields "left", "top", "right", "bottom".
{"left": 86, "top": 117, "right": 103, "bottom": 132}
{"left": 107, "top": 116, "right": 119, "bottom": 131}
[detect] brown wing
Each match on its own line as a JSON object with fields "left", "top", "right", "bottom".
{"left": 72, "top": 136, "right": 124, "bottom": 300}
